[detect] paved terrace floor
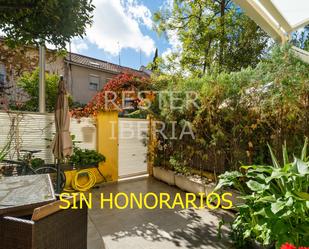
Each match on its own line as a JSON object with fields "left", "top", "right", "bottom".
{"left": 87, "top": 177, "right": 234, "bottom": 249}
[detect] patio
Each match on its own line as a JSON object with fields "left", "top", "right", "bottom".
{"left": 87, "top": 177, "right": 234, "bottom": 249}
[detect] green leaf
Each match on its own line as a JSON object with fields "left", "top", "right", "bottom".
{"left": 282, "top": 141, "right": 289, "bottom": 166}
{"left": 265, "top": 170, "right": 290, "bottom": 183}
{"left": 253, "top": 207, "right": 275, "bottom": 218}
{"left": 243, "top": 229, "right": 251, "bottom": 239}
{"left": 295, "top": 158, "right": 309, "bottom": 175}
{"left": 255, "top": 195, "right": 276, "bottom": 203}
{"left": 247, "top": 180, "right": 268, "bottom": 192}
{"left": 272, "top": 220, "right": 288, "bottom": 235}
{"left": 271, "top": 200, "right": 285, "bottom": 214}
{"left": 294, "top": 191, "right": 309, "bottom": 201}
{"left": 301, "top": 137, "right": 308, "bottom": 161}
{"left": 214, "top": 171, "right": 242, "bottom": 191}
{"left": 247, "top": 166, "right": 273, "bottom": 174}
{"left": 268, "top": 143, "right": 281, "bottom": 168}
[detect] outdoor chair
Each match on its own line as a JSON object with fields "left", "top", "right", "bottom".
{"left": 0, "top": 196, "right": 88, "bottom": 249}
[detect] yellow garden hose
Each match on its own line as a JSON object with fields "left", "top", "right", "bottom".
{"left": 72, "top": 169, "right": 96, "bottom": 192}
{"left": 64, "top": 169, "right": 97, "bottom": 192}
{"left": 63, "top": 167, "right": 106, "bottom": 192}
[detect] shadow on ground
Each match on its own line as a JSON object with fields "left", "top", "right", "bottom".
{"left": 88, "top": 177, "right": 234, "bottom": 249}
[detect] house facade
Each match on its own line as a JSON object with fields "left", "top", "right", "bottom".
{"left": 0, "top": 39, "right": 149, "bottom": 109}
{"left": 64, "top": 53, "right": 149, "bottom": 104}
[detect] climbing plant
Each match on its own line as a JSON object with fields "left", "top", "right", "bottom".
{"left": 71, "top": 73, "right": 153, "bottom": 118}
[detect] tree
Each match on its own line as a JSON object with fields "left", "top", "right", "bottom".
{"left": 0, "top": 0, "right": 94, "bottom": 48}
{"left": 15, "top": 68, "right": 60, "bottom": 112}
{"left": 154, "top": 0, "right": 270, "bottom": 76}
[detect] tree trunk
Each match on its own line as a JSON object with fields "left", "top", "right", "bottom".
{"left": 219, "top": 0, "right": 226, "bottom": 71}
{"left": 202, "top": 38, "right": 213, "bottom": 75}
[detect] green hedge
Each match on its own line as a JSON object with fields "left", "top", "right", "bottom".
{"left": 150, "top": 45, "right": 309, "bottom": 176}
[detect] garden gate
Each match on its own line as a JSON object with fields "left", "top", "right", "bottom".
{"left": 118, "top": 118, "right": 148, "bottom": 179}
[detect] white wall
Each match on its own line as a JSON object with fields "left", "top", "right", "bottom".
{"left": 0, "top": 111, "right": 96, "bottom": 163}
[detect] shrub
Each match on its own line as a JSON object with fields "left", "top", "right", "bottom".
{"left": 14, "top": 68, "right": 60, "bottom": 112}
{"left": 149, "top": 45, "right": 309, "bottom": 175}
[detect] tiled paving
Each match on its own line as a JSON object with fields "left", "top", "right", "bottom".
{"left": 87, "top": 177, "right": 234, "bottom": 249}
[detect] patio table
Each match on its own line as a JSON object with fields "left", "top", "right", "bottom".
{"left": 0, "top": 174, "right": 55, "bottom": 216}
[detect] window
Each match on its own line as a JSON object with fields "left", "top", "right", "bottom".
{"left": 89, "top": 75, "right": 99, "bottom": 91}
{"left": 0, "top": 64, "right": 5, "bottom": 86}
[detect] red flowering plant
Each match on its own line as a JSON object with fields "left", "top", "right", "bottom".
{"left": 281, "top": 243, "right": 309, "bottom": 249}
{"left": 281, "top": 243, "right": 296, "bottom": 249}
{"left": 71, "top": 73, "right": 154, "bottom": 118}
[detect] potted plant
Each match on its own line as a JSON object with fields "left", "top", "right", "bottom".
{"left": 69, "top": 147, "right": 106, "bottom": 169}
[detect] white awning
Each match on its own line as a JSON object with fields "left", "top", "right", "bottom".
{"left": 233, "top": 0, "right": 309, "bottom": 42}
{"left": 233, "top": 0, "right": 309, "bottom": 63}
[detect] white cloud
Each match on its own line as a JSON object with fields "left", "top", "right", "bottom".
{"left": 123, "top": 0, "right": 153, "bottom": 29}
{"left": 166, "top": 29, "right": 182, "bottom": 51}
{"left": 1, "top": 0, "right": 156, "bottom": 57}
{"left": 69, "top": 39, "right": 88, "bottom": 53}
{"left": 39, "top": 38, "right": 88, "bottom": 54}
{"left": 86, "top": 0, "right": 155, "bottom": 56}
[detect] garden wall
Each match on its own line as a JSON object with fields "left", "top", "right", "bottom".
{"left": 0, "top": 111, "right": 96, "bottom": 163}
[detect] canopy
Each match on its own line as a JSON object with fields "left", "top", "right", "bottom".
{"left": 234, "top": 0, "right": 309, "bottom": 63}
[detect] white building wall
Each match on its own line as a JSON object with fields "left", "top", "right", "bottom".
{"left": 0, "top": 111, "right": 96, "bottom": 163}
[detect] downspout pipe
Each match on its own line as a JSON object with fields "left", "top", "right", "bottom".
{"left": 39, "top": 44, "right": 46, "bottom": 113}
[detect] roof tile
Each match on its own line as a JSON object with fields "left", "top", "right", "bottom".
{"left": 65, "top": 53, "right": 149, "bottom": 77}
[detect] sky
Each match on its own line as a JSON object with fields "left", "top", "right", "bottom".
{"left": 68, "top": 0, "right": 174, "bottom": 70}
{"left": 1, "top": 0, "right": 308, "bottom": 70}
{"left": 68, "top": 0, "right": 309, "bottom": 71}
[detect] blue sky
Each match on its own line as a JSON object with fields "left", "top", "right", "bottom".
{"left": 62, "top": 0, "right": 309, "bottom": 70}
{"left": 69, "top": 0, "right": 173, "bottom": 70}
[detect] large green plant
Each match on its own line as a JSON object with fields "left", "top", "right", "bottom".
{"left": 215, "top": 139, "right": 309, "bottom": 248}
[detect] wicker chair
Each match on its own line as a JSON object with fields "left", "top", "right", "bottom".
{"left": 0, "top": 198, "right": 88, "bottom": 249}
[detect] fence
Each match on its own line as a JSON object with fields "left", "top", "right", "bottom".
{"left": 0, "top": 111, "right": 96, "bottom": 163}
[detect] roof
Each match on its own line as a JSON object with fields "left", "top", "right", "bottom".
{"left": 65, "top": 53, "right": 150, "bottom": 78}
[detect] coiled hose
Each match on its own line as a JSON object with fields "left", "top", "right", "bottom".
{"left": 64, "top": 169, "right": 97, "bottom": 192}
